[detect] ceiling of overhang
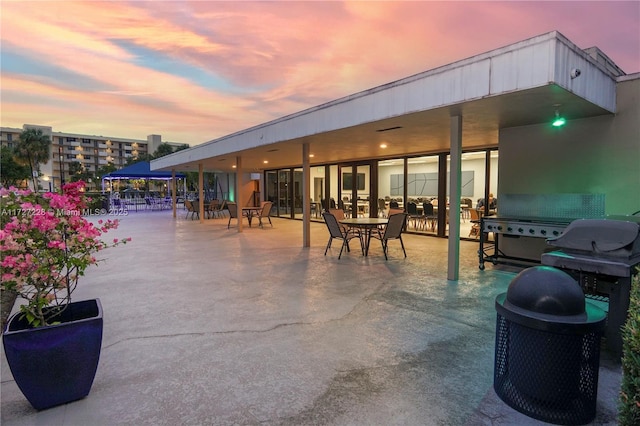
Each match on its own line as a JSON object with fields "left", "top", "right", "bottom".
{"left": 162, "top": 84, "right": 612, "bottom": 173}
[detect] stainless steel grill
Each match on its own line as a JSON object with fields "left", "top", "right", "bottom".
{"left": 478, "top": 216, "right": 571, "bottom": 270}
{"left": 541, "top": 216, "right": 640, "bottom": 354}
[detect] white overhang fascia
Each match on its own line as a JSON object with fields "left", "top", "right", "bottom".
{"left": 152, "top": 30, "right": 619, "bottom": 172}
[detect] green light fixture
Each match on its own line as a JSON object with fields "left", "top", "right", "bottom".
{"left": 552, "top": 110, "right": 566, "bottom": 127}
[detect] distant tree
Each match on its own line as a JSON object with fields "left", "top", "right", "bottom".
{"left": 14, "top": 128, "right": 51, "bottom": 191}
{"left": 125, "top": 152, "right": 153, "bottom": 166}
{"left": 68, "top": 161, "right": 84, "bottom": 177}
{"left": 0, "top": 146, "right": 31, "bottom": 188}
{"left": 67, "top": 161, "right": 94, "bottom": 185}
{"left": 153, "top": 143, "right": 175, "bottom": 158}
{"left": 174, "top": 144, "right": 189, "bottom": 152}
{"left": 93, "top": 164, "right": 118, "bottom": 192}
{"left": 95, "top": 163, "right": 117, "bottom": 181}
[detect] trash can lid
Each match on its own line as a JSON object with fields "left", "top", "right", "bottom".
{"left": 505, "top": 266, "right": 585, "bottom": 317}
{"left": 495, "top": 267, "right": 606, "bottom": 331}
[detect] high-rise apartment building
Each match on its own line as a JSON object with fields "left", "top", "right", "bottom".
{"left": 1, "top": 124, "right": 187, "bottom": 190}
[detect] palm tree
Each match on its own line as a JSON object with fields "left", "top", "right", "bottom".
{"left": 15, "top": 128, "right": 51, "bottom": 191}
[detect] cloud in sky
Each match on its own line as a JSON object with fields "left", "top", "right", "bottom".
{"left": 1, "top": 1, "right": 638, "bottom": 145}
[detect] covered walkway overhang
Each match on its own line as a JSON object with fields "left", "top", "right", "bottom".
{"left": 151, "top": 31, "right": 622, "bottom": 280}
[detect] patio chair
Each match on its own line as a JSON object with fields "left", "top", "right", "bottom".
{"left": 407, "top": 202, "right": 424, "bottom": 230}
{"left": 329, "top": 208, "right": 349, "bottom": 234}
{"left": 322, "top": 212, "right": 362, "bottom": 259}
{"left": 338, "top": 198, "right": 350, "bottom": 218}
{"left": 257, "top": 201, "right": 273, "bottom": 228}
{"left": 208, "top": 200, "right": 220, "bottom": 218}
{"left": 469, "top": 208, "right": 481, "bottom": 238}
{"left": 145, "top": 198, "right": 161, "bottom": 211}
{"left": 227, "top": 203, "right": 238, "bottom": 228}
{"left": 226, "top": 203, "right": 250, "bottom": 228}
{"left": 328, "top": 208, "right": 362, "bottom": 240}
{"left": 215, "top": 200, "right": 228, "bottom": 218}
{"left": 423, "top": 202, "right": 437, "bottom": 231}
{"left": 377, "top": 198, "right": 387, "bottom": 218}
{"left": 372, "top": 212, "right": 408, "bottom": 260}
{"left": 111, "top": 198, "right": 127, "bottom": 213}
{"left": 184, "top": 200, "right": 198, "bottom": 220}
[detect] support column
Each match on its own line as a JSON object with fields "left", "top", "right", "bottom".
{"left": 484, "top": 149, "right": 492, "bottom": 216}
{"left": 198, "top": 163, "right": 204, "bottom": 223}
{"left": 302, "top": 143, "right": 310, "bottom": 247}
{"left": 236, "top": 156, "right": 243, "bottom": 233}
{"left": 437, "top": 154, "right": 447, "bottom": 236}
{"left": 448, "top": 115, "right": 462, "bottom": 281}
{"left": 171, "top": 169, "right": 177, "bottom": 218}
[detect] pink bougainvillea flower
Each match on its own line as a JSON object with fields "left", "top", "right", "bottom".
{"left": 0, "top": 181, "right": 131, "bottom": 327}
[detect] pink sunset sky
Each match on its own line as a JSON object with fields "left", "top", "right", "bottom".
{"left": 1, "top": 1, "right": 639, "bottom": 146}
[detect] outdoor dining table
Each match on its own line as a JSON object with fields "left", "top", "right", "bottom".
{"left": 242, "top": 206, "right": 262, "bottom": 227}
{"left": 340, "top": 217, "right": 389, "bottom": 256}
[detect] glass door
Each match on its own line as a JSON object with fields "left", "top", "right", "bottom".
{"left": 355, "top": 164, "right": 371, "bottom": 217}
{"left": 340, "top": 163, "right": 373, "bottom": 218}
{"left": 278, "top": 169, "right": 290, "bottom": 217}
{"left": 266, "top": 170, "right": 277, "bottom": 211}
{"left": 293, "top": 168, "right": 303, "bottom": 217}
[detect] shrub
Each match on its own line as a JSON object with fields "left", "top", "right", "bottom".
{"left": 619, "top": 269, "right": 640, "bottom": 425}
{"left": 85, "top": 192, "right": 108, "bottom": 211}
{"left": 0, "top": 182, "right": 130, "bottom": 327}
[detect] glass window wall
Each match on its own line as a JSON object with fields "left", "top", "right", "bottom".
{"left": 263, "top": 149, "right": 498, "bottom": 240}
{"left": 405, "top": 155, "right": 439, "bottom": 235}
{"left": 378, "top": 157, "right": 405, "bottom": 218}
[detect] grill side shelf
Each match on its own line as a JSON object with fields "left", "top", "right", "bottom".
{"left": 478, "top": 217, "right": 569, "bottom": 270}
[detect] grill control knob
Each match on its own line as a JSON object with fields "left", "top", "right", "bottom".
{"left": 497, "top": 226, "right": 503, "bottom": 231}
{"left": 507, "top": 227, "right": 513, "bottom": 232}
{"left": 518, "top": 228, "right": 524, "bottom": 233}
{"left": 529, "top": 229, "right": 535, "bottom": 234}
{"left": 540, "top": 229, "right": 547, "bottom": 235}
{"left": 553, "top": 230, "right": 560, "bottom": 236}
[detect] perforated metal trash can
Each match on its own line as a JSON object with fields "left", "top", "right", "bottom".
{"left": 494, "top": 266, "right": 606, "bottom": 425}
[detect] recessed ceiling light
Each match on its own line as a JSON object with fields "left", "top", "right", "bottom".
{"left": 263, "top": 160, "right": 269, "bottom": 164}
{"left": 232, "top": 165, "right": 236, "bottom": 168}
{"left": 380, "top": 143, "right": 388, "bottom": 148}
{"left": 309, "top": 154, "right": 315, "bottom": 158}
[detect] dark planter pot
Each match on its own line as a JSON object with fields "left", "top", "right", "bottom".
{"left": 3, "top": 298, "right": 103, "bottom": 410}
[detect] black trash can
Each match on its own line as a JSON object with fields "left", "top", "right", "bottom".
{"left": 494, "top": 266, "right": 606, "bottom": 425}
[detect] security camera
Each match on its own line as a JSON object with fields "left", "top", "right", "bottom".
{"left": 570, "top": 68, "right": 581, "bottom": 79}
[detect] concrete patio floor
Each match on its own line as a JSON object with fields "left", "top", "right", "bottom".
{"left": 1, "top": 210, "right": 622, "bottom": 425}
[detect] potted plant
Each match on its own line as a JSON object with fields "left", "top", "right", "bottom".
{"left": 0, "top": 181, "right": 130, "bottom": 410}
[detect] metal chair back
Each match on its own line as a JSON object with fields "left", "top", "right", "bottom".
{"left": 227, "top": 203, "right": 238, "bottom": 218}
{"left": 323, "top": 212, "right": 345, "bottom": 238}
{"left": 258, "top": 201, "right": 273, "bottom": 227}
{"left": 407, "top": 202, "right": 418, "bottom": 215}
{"left": 423, "top": 202, "right": 434, "bottom": 216}
{"left": 384, "top": 213, "right": 408, "bottom": 240}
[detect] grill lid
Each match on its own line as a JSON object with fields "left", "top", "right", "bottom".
{"left": 547, "top": 218, "right": 639, "bottom": 255}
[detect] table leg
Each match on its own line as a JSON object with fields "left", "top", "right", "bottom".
{"left": 364, "top": 228, "right": 372, "bottom": 256}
